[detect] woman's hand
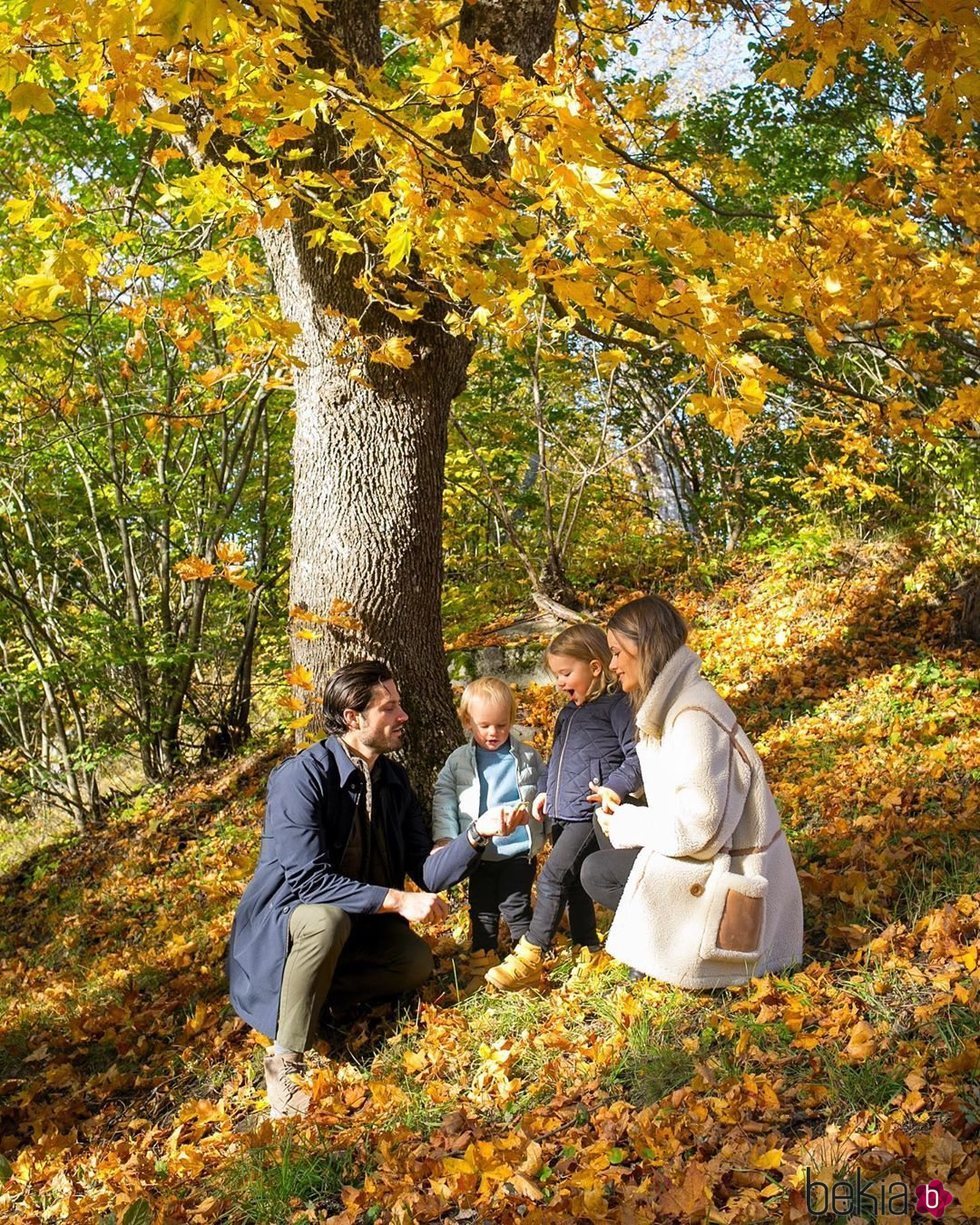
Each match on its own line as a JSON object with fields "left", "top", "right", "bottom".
{"left": 594, "top": 797, "right": 621, "bottom": 840}
{"left": 531, "top": 792, "right": 548, "bottom": 821}
{"left": 587, "top": 783, "right": 621, "bottom": 813}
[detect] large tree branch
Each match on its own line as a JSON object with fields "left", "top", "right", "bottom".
{"left": 601, "top": 136, "right": 778, "bottom": 223}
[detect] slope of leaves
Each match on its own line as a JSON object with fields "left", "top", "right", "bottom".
{"left": 1, "top": 535, "right": 978, "bottom": 1223}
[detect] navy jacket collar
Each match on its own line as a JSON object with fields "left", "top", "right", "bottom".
{"left": 317, "top": 734, "right": 398, "bottom": 789}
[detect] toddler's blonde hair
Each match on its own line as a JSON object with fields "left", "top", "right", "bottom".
{"left": 545, "top": 623, "right": 616, "bottom": 699}
{"left": 458, "top": 676, "right": 518, "bottom": 727}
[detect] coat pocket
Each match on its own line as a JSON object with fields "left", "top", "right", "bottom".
{"left": 699, "top": 869, "right": 768, "bottom": 962}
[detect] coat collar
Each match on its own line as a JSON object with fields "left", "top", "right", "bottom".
{"left": 321, "top": 734, "right": 394, "bottom": 788}
{"left": 634, "top": 645, "right": 703, "bottom": 739}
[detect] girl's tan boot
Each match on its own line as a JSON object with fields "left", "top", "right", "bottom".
{"left": 484, "top": 936, "right": 545, "bottom": 990}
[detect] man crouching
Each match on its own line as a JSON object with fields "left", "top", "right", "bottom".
{"left": 227, "top": 660, "right": 523, "bottom": 1117}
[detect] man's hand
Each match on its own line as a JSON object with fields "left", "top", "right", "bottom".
{"left": 531, "top": 792, "right": 547, "bottom": 821}
{"left": 587, "top": 783, "right": 621, "bottom": 814}
{"left": 594, "top": 798, "right": 620, "bottom": 840}
{"left": 381, "top": 889, "right": 449, "bottom": 923}
{"left": 473, "top": 803, "right": 529, "bottom": 839}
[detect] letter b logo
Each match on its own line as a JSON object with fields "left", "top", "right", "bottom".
{"left": 915, "top": 1179, "right": 953, "bottom": 1220}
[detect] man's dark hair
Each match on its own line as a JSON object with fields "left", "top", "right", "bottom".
{"left": 322, "top": 659, "right": 394, "bottom": 734}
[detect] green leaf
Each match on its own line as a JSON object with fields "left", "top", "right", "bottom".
{"left": 0, "top": 1153, "right": 12, "bottom": 1179}
{"left": 121, "top": 1199, "right": 152, "bottom": 1225}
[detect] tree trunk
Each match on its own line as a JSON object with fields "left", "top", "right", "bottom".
{"left": 261, "top": 227, "right": 472, "bottom": 792}
{"left": 254, "top": 0, "right": 560, "bottom": 793}
{"left": 536, "top": 554, "right": 582, "bottom": 612}
{"left": 957, "top": 568, "right": 980, "bottom": 643}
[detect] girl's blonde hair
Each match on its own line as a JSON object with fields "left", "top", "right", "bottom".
{"left": 607, "top": 595, "right": 688, "bottom": 710}
{"left": 545, "top": 623, "right": 616, "bottom": 700}
{"left": 458, "top": 676, "right": 518, "bottom": 726}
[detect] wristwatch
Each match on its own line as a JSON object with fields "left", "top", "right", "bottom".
{"left": 467, "top": 826, "right": 490, "bottom": 850}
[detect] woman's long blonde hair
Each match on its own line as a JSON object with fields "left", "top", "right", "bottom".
{"left": 607, "top": 596, "right": 688, "bottom": 709}
{"left": 545, "top": 623, "right": 616, "bottom": 700}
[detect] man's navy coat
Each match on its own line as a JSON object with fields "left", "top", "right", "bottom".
{"left": 228, "top": 735, "right": 480, "bottom": 1040}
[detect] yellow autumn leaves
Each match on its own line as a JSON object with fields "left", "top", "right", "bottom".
{"left": 174, "top": 542, "right": 256, "bottom": 591}
{"left": 2, "top": 0, "right": 978, "bottom": 444}
{"left": 1, "top": 537, "right": 978, "bottom": 1222}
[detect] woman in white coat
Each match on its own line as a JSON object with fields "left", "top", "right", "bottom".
{"left": 581, "top": 596, "right": 803, "bottom": 987}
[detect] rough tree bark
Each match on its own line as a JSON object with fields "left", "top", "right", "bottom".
{"left": 263, "top": 219, "right": 474, "bottom": 789}
{"left": 257, "top": 0, "right": 560, "bottom": 792}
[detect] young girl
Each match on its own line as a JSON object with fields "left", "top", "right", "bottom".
{"left": 431, "top": 677, "right": 545, "bottom": 975}
{"left": 485, "top": 624, "right": 641, "bottom": 991}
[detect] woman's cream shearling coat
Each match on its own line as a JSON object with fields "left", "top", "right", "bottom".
{"left": 605, "top": 645, "right": 804, "bottom": 987}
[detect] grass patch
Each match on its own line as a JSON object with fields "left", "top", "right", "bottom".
{"left": 545, "top": 943, "right": 630, "bottom": 989}
{"left": 927, "top": 1003, "right": 980, "bottom": 1069}
{"left": 458, "top": 980, "right": 555, "bottom": 1037}
{"left": 0, "top": 1008, "right": 62, "bottom": 1078}
{"left": 706, "top": 1016, "right": 797, "bottom": 1080}
{"left": 0, "top": 810, "right": 77, "bottom": 879}
{"left": 823, "top": 1054, "right": 905, "bottom": 1122}
{"left": 888, "top": 835, "right": 980, "bottom": 927}
{"left": 602, "top": 993, "right": 699, "bottom": 1107}
{"left": 459, "top": 985, "right": 558, "bottom": 1106}
{"left": 220, "top": 1135, "right": 363, "bottom": 1224}
{"left": 356, "top": 1047, "right": 446, "bottom": 1138}
{"left": 78, "top": 1039, "right": 125, "bottom": 1075}
{"left": 616, "top": 1030, "right": 695, "bottom": 1106}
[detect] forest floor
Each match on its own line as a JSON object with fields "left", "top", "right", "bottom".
{"left": 1, "top": 532, "right": 978, "bottom": 1224}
